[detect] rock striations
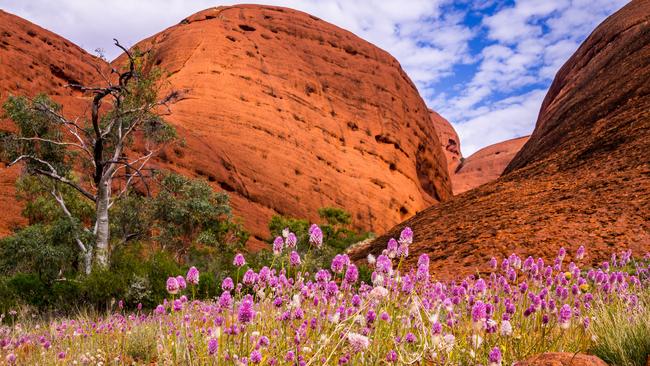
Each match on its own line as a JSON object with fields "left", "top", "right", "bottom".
{"left": 114, "top": 5, "right": 452, "bottom": 242}
{"left": 350, "top": 0, "right": 650, "bottom": 278}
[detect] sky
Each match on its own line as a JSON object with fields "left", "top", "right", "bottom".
{"left": 0, "top": 0, "right": 628, "bottom": 156}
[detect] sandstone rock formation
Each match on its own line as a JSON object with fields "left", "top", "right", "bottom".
{"left": 430, "top": 109, "right": 461, "bottom": 175}
{"left": 428, "top": 110, "right": 528, "bottom": 195}
{"left": 350, "top": 0, "right": 650, "bottom": 278}
{"left": 115, "top": 5, "right": 452, "bottom": 242}
{"left": 452, "top": 136, "right": 529, "bottom": 194}
{"left": 514, "top": 352, "right": 608, "bottom": 366}
{"left": 0, "top": 10, "right": 108, "bottom": 236}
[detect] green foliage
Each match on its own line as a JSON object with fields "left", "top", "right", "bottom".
{"left": 590, "top": 289, "right": 650, "bottom": 366}
{"left": 1, "top": 94, "right": 68, "bottom": 173}
{"left": 263, "top": 206, "right": 372, "bottom": 274}
{"left": 0, "top": 222, "right": 78, "bottom": 282}
{"left": 151, "top": 173, "right": 247, "bottom": 252}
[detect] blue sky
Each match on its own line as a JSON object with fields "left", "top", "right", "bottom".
{"left": 1, "top": 0, "right": 628, "bottom": 155}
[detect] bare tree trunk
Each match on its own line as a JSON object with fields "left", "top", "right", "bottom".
{"left": 83, "top": 246, "right": 93, "bottom": 275}
{"left": 94, "top": 179, "right": 111, "bottom": 270}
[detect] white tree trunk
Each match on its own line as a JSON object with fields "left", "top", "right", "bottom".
{"left": 94, "top": 179, "right": 111, "bottom": 270}
{"left": 83, "top": 246, "right": 93, "bottom": 275}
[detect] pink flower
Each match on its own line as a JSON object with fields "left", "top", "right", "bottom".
{"left": 290, "top": 251, "right": 301, "bottom": 266}
{"left": 166, "top": 277, "right": 179, "bottom": 295}
{"left": 273, "top": 236, "right": 284, "bottom": 256}
{"left": 186, "top": 266, "right": 200, "bottom": 285}
{"left": 399, "top": 227, "right": 413, "bottom": 245}
{"left": 234, "top": 253, "right": 246, "bottom": 267}
{"left": 286, "top": 232, "right": 298, "bottom": 248}
{"left": 222, "top": 277, "right": 234, "bottom": 291}
{"left": 208, "top": 338, "right": 219, "bottom": 355}
{"left": 309, "top": 225, "right": 323, "bottom": 248}
{"left": 176, "top": 276, "right": 187, "bottom": 290}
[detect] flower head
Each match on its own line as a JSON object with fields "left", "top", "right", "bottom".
{"left": 347, "top": 332, "right": 369, "bottom": 352}
{"left": 186, "top": 266, "right": 199, "bottom": 285}
{"left": 166, "top": 277, "right": 179, "bottom": 295}
{"left": 208, "top": 338, "right": 219, "bottom": 355}
{"left": 290, "top": 251, "right": 301, "bottom": 266}
{"left": 488, "top": 347, "right": 502, "bottom": 366}
{"left": 558, "top": 304, "right": 572, "bottom": 329}
{"left": 399, "top": 227, "right": 413, "bottom": 245}
{"left": 222, "top": 277, "right": 234, "bottom": 291}
{"left": 176, "top": 275, "right": 187, "bottom": 290}
{"left": 238, "top": 297, "right": 256, "bottom": 324}
{"left": 286, "top": 232, "right": 298, "bottom": 248}
{"left": 233, "top": 253, "right": 246, "bottom": 267}
{"left": 273, "top": 236, "right": 284, "bottom": 256}
{"left": 309, "top": 224, "right": 323, "bottom": 248}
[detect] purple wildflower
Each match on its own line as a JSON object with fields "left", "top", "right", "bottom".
{"left": 176, "top": 275, "right": 187, "bottom": 290}
{"left": 208, "top": 338, "right": 219, "bottom": 355}
{"left": 399, "top": 227, "right": 413, "bottom": 245}
{"left": 238, "top": 297, "right": 255, "bottom": 324}
{"left": 286, "top": 232, "right": 297, "bottom": 248}
{"left": 558, "top": 304, "right": 572, "bottom": 329}
{"left": 166, "top": 277, "right": 180, "bottom": 295}
{"left": 290, "top": 251, "right": 301, "bottom": 266}
{"left": 309, "top": 225, "right": 323, "bottom": 248}
{"left": 273, "top": 236, "right": 284, "bottom": 256}
{"left": 222, "top": 277, "right": 234, "bottom": 291}
{"left": 186, "top": 266, "right": 199, "bottom": 285}
{"left": 488, "top": 347, "right": 502, "bottom": 366}
{"left": 233, "top": 253, "right": 246, "bottom": 267}
{"left": 345, "top": 264, "right": 359, "bottom": 283}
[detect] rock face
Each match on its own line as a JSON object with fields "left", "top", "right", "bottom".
{"left": 0, "top": 10, "right": 108, "bottom": 236}
{"left": 428, "top": 109, "right": 528, "bottom": 195}
{"left": 514, "top": 353, "right": 608, "bottom": 366}
{"left": 116, "top": 5, "right": 452, "bottom": 241}
{"left": 430, "top": 109, "right": 461, "bottom": 175}
{"left": 350, "top": 0, "right": 650, "bottom": 279}
{"left": 452, "top": 136, "right": 529, "bottom": 194}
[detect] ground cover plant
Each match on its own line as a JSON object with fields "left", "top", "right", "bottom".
{"left": 1, "top": 227, "right": 648, "bottom": 365}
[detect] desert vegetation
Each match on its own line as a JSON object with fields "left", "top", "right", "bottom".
{"left": 0, "top": 227, "right": 648, "bottom": 365}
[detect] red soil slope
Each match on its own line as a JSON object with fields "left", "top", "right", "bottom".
{"left": 114, "top": 5, "right": 452, "bottom": 243}
{"left": 350, "top": 0, "right": 650, "bottom": 279}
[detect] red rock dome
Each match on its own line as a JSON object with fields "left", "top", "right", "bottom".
{"left": 115, "top": 5, "right": 452, "bottom": 242}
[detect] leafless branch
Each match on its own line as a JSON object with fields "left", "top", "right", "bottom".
{"left": 9, "top": 155, "right": 96, "bottom": 201}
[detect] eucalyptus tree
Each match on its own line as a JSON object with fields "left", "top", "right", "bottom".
{"left": 1, "top": 40, "right": 178, "bottom": 274}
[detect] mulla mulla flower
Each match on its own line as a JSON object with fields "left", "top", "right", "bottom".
{"left": 309, "top": 224, "right": 323, "bottom": 248}
{"left": 166, "top": 277, "right": 180, "bottom": 295}
{"left": 186, "top": 266, "right": 199, "bottom": 286}
{"left": 273, "top": 236, "right": 284, "bottom": 256}
{"left": 558, "top": 304, "right": 572, "bottom": 329}
{"left": 488, "top": 347, "right": 502, "bottom": 366}
{"left": 233, "top": 253, "right": 246, "bottom": 267}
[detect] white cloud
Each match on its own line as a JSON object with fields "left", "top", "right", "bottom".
{"left": 452, "top": 89, "right": 546, "bottom": 155}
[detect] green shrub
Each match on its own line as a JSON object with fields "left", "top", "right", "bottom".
{"left": 6, "top": 273, "right": 48, "bottom": 308}
{"left": 590, "top": 289, "right": 650, "bottom": 366}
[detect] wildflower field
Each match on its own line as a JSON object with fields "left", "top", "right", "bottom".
{"left": 2, "top": 226, "right": 649, "bottom": 365}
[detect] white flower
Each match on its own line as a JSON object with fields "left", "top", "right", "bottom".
{"left": 282, "top": 228, "right": 290, "bottom": 238}
{"left": 500, "top": 320, "right": 513, "bottom": 336}
{"left": 330, "top": 312, "right": 340, "bottom": 323}
{"left": 367, "top": 254, "right": 376, "bottom": 265}
{"left": 370, "top": 286, "right": 389, "bottom": 299}
{"left": 347, "top": 332, "right": 370, "bottom": 351}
